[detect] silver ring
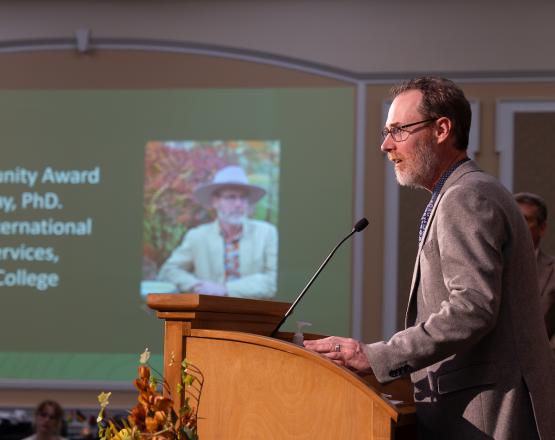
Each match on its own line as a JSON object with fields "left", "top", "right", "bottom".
{"left": 334, "top": 344, "right": 341, "bottom": 352}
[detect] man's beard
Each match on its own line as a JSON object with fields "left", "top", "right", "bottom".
{"left": 393, "top": 136, "right": 442, "bottom": 189}
{"left": 217, "top": 210, "right": 247, "bottom": 226}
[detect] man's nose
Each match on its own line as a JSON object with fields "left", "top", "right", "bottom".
{"left": 380, "top": 134, "right": 394, "bottom": 153}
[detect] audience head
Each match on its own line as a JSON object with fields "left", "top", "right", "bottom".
{"left": 514, "top": 192, "right": 548, "bottom": 249}
{"left": 33, "top": 400, "right": 65, "bottom": 438}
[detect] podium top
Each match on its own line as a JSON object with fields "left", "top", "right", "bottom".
{"left": 146, "top": 293, "right": 292, "bottom": 336}
{"left": 147, "top": 293, "right": 290, "bottom": 316}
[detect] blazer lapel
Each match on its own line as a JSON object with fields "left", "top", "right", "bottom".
{"left": 404, "top": 160, "right": 481, "bottom": 326}
{"left": 405, "top": 191, "right": 445, "bottom": 325}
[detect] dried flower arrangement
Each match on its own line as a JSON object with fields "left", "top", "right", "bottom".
{"left": 97, "top": 349, "right": 203, "bottom": 440}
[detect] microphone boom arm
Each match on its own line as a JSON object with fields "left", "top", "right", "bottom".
{"left": 270, "top": 227, "right": 360, "bottom": 338}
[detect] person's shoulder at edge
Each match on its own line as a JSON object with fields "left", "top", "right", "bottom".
{"left": 444, "top": 161, "right": 514, "bottom": 204}
{"left": 445, "top": 160, "right": 491, "bottom": 186}
{"left": 435, "top": 162, "right": 518, "bottom": 230}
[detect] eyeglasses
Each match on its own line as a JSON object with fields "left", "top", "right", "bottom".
{"left": 381, "top": 118, "right": 438, "bottom": 142}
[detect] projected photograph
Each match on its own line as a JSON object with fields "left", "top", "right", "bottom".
{"left": 142, "top": 140, "right": 280, "bottom": 299}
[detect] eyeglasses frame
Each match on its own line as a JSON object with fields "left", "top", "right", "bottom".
{"left": 381, "top": 117, "right": 439, "bottom": 142}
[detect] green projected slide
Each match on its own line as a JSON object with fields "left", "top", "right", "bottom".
{"left": 0, "top": 87, "right": 354, "bottom": 383}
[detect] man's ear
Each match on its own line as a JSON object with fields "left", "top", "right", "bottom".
{"left": 435, "top": 116, "right": 452, "bottom": 144}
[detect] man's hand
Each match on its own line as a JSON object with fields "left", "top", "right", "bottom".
{"left": 303, "top": 336, "right": 372, "bottom": 372}
{"left": 192, "top": 281, "right": 228, "bottom": 296}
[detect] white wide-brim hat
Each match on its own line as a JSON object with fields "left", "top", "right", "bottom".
{"left": 193, "top": 165, "right": 266, "bottom": 207}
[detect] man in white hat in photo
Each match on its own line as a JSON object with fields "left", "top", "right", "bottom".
{"left": 158, "top": 165, "right": 278, "bottom": 298}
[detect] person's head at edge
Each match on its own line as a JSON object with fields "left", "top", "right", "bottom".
{"left": 515, "top": 192, "right": 548, "bottom": 249}
{"left": 381, "top": 76, "right": 471, "bottom": 191}
{"left": 33, "top": 400, "right": 65, "bottom": 439}
{"left": 193, "top": 165, "right": 266, "bottom": 229}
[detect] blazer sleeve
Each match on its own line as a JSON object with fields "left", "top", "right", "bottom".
{"left": 157, "top": 230, "right": 200, "bottom": 291}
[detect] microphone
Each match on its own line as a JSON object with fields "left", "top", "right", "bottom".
{"left": 270, "top": 217, "right": 369, "bottom": 337}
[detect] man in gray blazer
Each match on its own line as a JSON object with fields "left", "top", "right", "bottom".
{"left": 515, "top": 192, "right": 555, "bottom": 353}
{"left": 305, "top": 77, "right": 555, "bottom": 439}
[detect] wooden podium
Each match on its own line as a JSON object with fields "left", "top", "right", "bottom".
{"left": 147, "top": 294, "right": 416, "bottom": 439}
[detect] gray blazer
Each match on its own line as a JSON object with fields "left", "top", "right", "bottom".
{"left": 538, "top": 249, "right": 555, "bottom": 352}
{"left": 365, "top": 161, "right": 555, "bottom": 439}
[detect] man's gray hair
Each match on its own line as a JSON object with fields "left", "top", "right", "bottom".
{"left": 514, "top": 192, "right": 548, "bottom": 225}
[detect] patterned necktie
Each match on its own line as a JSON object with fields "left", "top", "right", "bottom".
{"left": 418, "top": 158, "right": 470, "bottom": 244}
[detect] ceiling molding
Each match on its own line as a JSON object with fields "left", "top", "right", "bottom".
{"left": 3, "top": 36, "right": 555, "bottom": 85}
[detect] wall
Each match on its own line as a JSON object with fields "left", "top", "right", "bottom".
{"left": 1, "top": 1, "right": 555, "bottom": 76}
